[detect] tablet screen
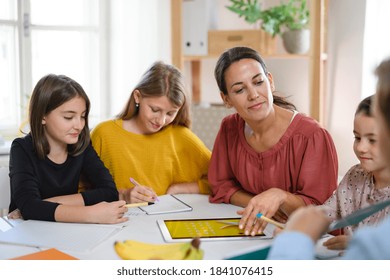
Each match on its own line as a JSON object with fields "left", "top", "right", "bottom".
{"left": 159, "top": 218, "right": 265, "bottom": 240}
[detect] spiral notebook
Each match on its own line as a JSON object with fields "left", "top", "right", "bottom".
{"left": 138, "top": 194, "right": 192, "bottom": 215}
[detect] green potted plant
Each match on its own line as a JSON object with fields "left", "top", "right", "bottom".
{"left": 226, "top": 0, "right": 310, "bottom": 54}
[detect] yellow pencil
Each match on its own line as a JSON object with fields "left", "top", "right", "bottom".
{"left": 256, "top": 213, "right": 285, "bottom": 229}
{"left": 124, "top": 202, "right": 154, "bottom": 208}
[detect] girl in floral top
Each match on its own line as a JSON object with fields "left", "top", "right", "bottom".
{"left": 322, "top": 94, "right": 390, "bottom": 250}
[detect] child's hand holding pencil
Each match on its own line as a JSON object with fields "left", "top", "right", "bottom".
{"left": 125, "top": 177, "right": 159, "bottom": 204}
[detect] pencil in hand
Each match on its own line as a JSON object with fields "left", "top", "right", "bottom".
{"left": 129, "top": 177, "right": 160, "bottom": 202}
{"left": 129, "top": 177, "right": 141, "bottom": 187}
{"left": 256, "top": 213, "right": 285, "bottom": 229}
{"left": 124, "top": 202, "right": 154, "bottom": 208}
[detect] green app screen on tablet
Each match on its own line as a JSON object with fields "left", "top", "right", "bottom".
{"left": 160, "top": 218, "right": 265, "bottom": 240}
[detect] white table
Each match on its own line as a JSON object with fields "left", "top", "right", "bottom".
{"left": 0, "top": 194, "right": 273, "bottom": 260}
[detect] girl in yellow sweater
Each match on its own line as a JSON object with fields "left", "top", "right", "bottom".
{"left": 91, "top": 61, "right": 211, "bottom": 203}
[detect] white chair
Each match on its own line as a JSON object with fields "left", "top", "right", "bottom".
{"left": 0, "top": 167, "right": 10, "bottom": 216}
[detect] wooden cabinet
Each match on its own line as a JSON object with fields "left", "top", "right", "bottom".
{"left": 207, "top": 29, "right": 275, "bottom": 57}
{"left": 170, "top": 0, "right": 328, "bottom": 124}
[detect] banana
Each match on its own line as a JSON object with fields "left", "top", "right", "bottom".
{"left": 114, "top": 238, "right": 203, "bottom": 260}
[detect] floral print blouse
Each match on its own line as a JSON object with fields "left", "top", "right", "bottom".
{"left": 323, "top": 164, "right": 390, "bottom": 235}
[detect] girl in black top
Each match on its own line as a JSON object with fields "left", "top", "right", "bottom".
{"left": 8, "top": 74, "right": 127, "bottom": 223}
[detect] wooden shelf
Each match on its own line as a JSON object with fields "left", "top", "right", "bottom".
{"left": 184, "top": 54, "right": 311, "bottom": 62}
{"left": 171, "top": 0, "right": 328, "bottom": 124}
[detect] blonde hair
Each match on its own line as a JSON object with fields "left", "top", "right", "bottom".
{"left": 117, "top": 61, "right": 191, "bottom": 128}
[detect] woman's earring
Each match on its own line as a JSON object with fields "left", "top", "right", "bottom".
{"left": 135, "top": 103, "right": 139, "bottom": 108}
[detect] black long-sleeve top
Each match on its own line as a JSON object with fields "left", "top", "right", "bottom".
{"left": 9, "top": 134, "right": 118, "bottom": 221}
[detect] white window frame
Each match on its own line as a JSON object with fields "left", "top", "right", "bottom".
{"left": 0, "top": 0, "right": 21, "bottom": 138}
{"left": 0, "top": 0, "right": 109, "bottom": 138}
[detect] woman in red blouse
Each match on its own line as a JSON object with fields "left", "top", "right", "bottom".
{"left": 209, "top": 46, "right": 338, "bottom": 236}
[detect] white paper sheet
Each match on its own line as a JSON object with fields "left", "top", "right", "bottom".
{"left": 0, "top": 220, "right": 122, "bottom": 252}
{"left": 138, "top": 194, "right": 192, "bottom": 215}
{"left": 0, "top": 217, "right": 13, "bottom": 232}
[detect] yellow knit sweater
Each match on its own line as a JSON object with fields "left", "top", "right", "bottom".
{"left": 91, "top": 119, "right": 211, "bottom": 195}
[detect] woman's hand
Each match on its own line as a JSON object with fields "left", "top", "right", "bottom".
{"left": 323, "top": 235, "right": 350, "bottom": 250}
{"left": 119, "top": 185, "right": 158, "bottom": 204}
{"left": 89, "top": 200, "right": 128, "bottom": 224}
{"left": 237, "top": 188, "right": 287, "bottom": 236}
{"left": 7, "top": 209, "right": 23, "bottom": 220}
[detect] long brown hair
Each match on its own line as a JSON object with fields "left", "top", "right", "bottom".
{"left": 117, "top": 61, "right": 191, "bottom": 128}
{"left": 29, "top": 74, "right": 91, "bottom": 159}
{"left": 214, "top": 46, "right": 296, "bottom": 110}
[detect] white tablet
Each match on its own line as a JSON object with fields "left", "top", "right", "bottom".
{"left": 157, "top": 217, "right": 272, "bottom": 242}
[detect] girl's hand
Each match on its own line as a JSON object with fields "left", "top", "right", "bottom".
{"left": 237, "top": 188, "right": 287, "bottom": 236}
{"left": 323, "top": 234, "right": 350, "bottom": 250}
{"left": 272, "top": 209, "right": 289, "bottom": 224}
{"left": 284, "top": 205, "right": 331, "bottom": 242}
{"left": 89, "top": 200, "right": 128, "bottom": 224}
{"left": 7, "top": 208, "right": 23, "bottom": 220}
{"left": 119, "top": 185, "right": 158, "bottom": 204}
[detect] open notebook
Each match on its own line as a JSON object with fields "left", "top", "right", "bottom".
{"left": 138, "top": 194, "right": 192, "bottom": 215}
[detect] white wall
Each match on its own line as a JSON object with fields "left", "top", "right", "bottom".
{"left": 108, "top": 0, "right": 171, "bottom": 120}
{"left": 326, "top": 0, "right": 367, "bottom": 176}
{"left": 361, "top": 0, "right": 390, "bottom": 98}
